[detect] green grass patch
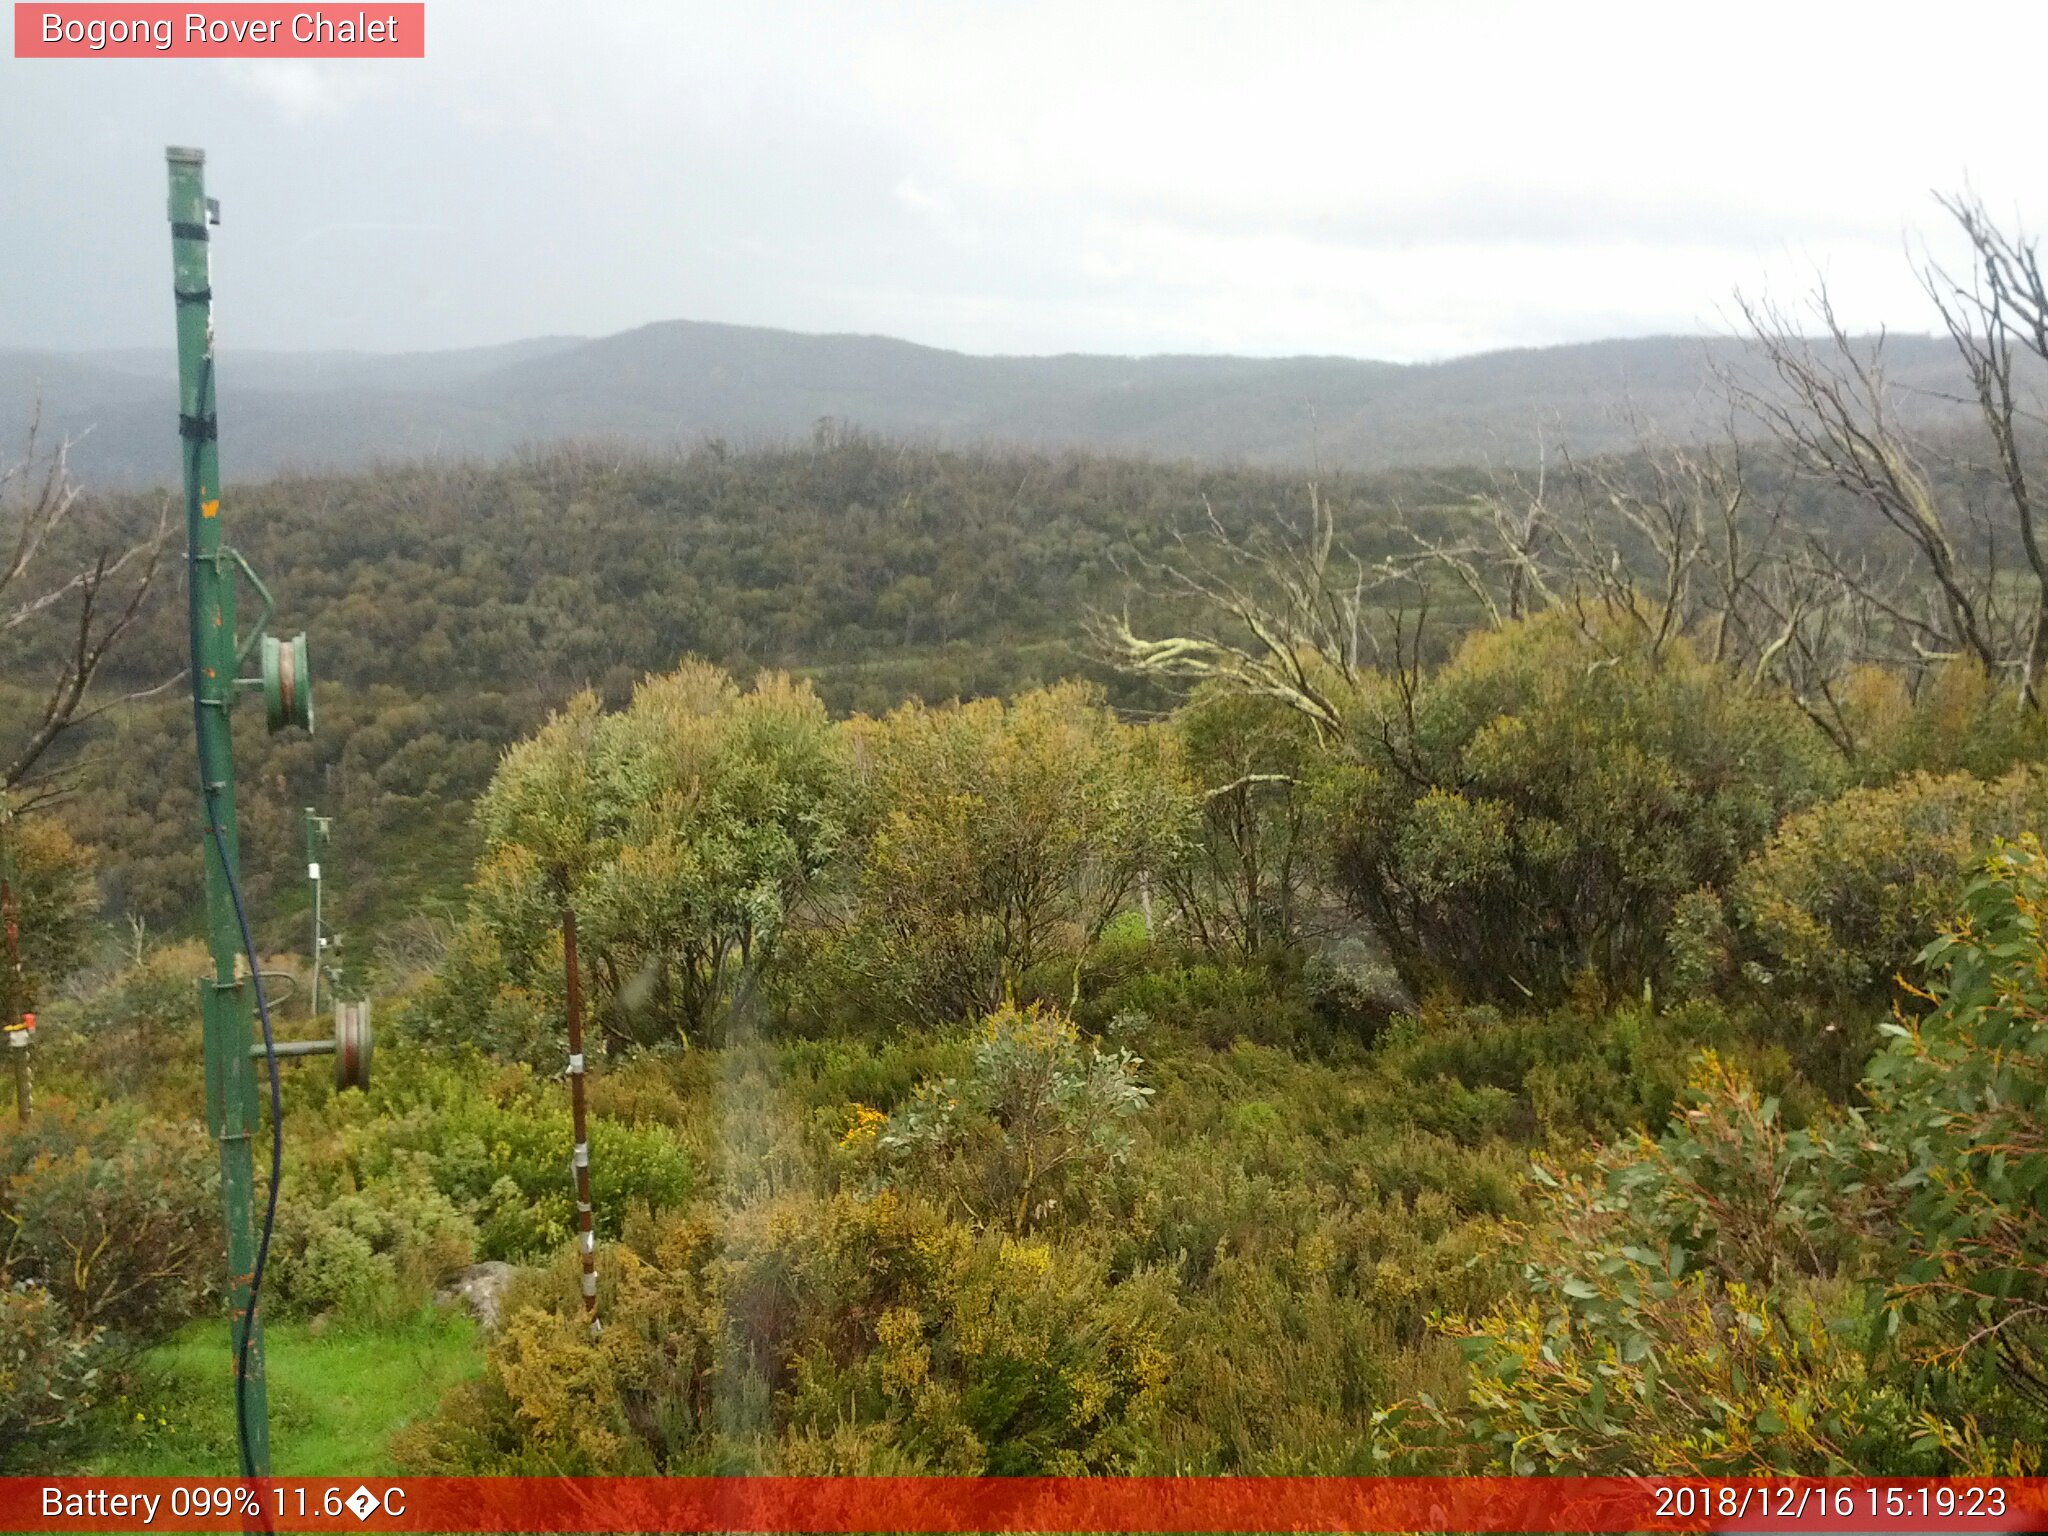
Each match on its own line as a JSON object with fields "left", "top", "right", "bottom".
{"left": 81, "top": 1308, "right": 482, "bottom": 1476}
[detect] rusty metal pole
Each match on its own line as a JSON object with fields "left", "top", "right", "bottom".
{"left": 563, "top": 905, "right": 600, "bottom": 1337}
{"left": 2, "top": 810, "right": 29, "bottom": 1121}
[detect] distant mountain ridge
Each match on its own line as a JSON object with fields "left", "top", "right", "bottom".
{"left": 0, "top": 320, "right": 1993, "bottom": 489}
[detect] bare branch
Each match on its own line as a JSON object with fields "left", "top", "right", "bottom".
{"left": 0, "top": 426, "right": 173, "bottom": 795}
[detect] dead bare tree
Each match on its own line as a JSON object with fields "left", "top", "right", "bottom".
{"left": 1374, "top": 416, "right": 1877, "bottom": 752}
{"left": 1724, "top": 192, "right": 2048, "bottom": 716}
{"left": 1090, "top": 483, "right": 1408, "bottom": 744}
{"left": 1921, "top": 191, "right": 2048, "bottom": 707}
{"left": 1104, "top": 187, "right": 2048, "bottom": 764}
{"left": 1, "top": 413, "right": 172, "bottom": 803}
{"left": 1729, "top": 291, "right": 2006, "bottom": 669}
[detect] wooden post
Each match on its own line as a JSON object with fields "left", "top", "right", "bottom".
{"left": 2, "top": 831, "right": 28, "bottom": 1120}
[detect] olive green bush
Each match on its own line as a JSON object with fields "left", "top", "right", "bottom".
{"left": 0, "top": 1099, "right": 218, "bottom": 1462}
{"left": 1842, "top": 661, "right": 2048, "bottom": 783}
{"left": 1412, "top": 1055, "right": 1925, "bottom": 1475}
{"left": 816, "top": 683, "right": 1188, "bottom": 1027}
{"left": 419, "top": 663, "right": 847, "bottom": 1054}
{"left": 398, "top": 1188, "right": 1177, "bottom": 1475}
{"left": 289, "top": 1049, "right": 692, "bottom": 1263}
{"left": 1859, "top": 838, "right": 2048, "bottom": 1419}
{"left": 0, "top": 1283, "right": 106, "bottom": 1463}
{"left": 1160, "top": 685, "right": 1320, "bottom": 960}
{"left": 33, "top": 939, "right": 208, "bottom": 1109}
{"left": 875, "top": 1002, "right": 1152, "bottom": 1233}
{"left": 1319, "top": 614, "right": 1841, "bottom": 1003}
{"left": 1414, "top": 839, "right": 2048, "bottom": 1479}
{"left": 270, "top": 1160, "right": 477, "bottom": 1325}
{"left": 1671, "top": 768, "right": 2048, "bottom": 1093}
{"left": 0, "top": 811, "right": 96, "bottom": 1027}
{"left": 0, "top": 1100, "right": 218, "bottom": 1340}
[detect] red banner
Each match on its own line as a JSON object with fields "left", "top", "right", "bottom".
{"left": 13, "top": 4, "right": 424, "bottom": 58}
{"left": 4, "top": 1477, "right": 2048, "bottom": 1533}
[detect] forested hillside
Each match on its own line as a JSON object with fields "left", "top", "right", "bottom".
{"left": 9, "top": 434, "right": 1503, "bottom": 940}
{"left": 2, "top": 325, "right": 2009, "bottom": 487}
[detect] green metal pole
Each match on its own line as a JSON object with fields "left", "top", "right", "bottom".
{"left": 168, "top": 145, "right": 270, "bottom": 1476}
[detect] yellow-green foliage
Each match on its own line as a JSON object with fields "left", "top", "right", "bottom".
{"left": 286, "top": 1047, "right": 692, "bottom": 1264}
{"left": 0, "top": 810, "right": 96, "bottom": 1023}
{"left": 31, "top": 938, "right": 208, "bottom": 1111}
{"left": 427, "top": 662, "right": 846, "bottom": 1053}
{"left": 822, "top": 682, "right": 1189, "bottom": 1025}
{"left": 1417, "top": 1056, "right": 1917, "bottom": 1475}
{"left": 875, "top": 1002, "right": 1152, "bottom": 1233}
{"left": 1842, "top": 662, "right": 2048, "bottom": 782}
{"left": 0, "top": 1283, "right": 104, "bottom": 1459}
{"left": 399, "top": 1189, "right": 1177, "bottom": 1475}
{"left": 1161, "top": 685, "right": 1320, "bottom": 959}
{"left": 1319, "top": 614, "right": 1841, "bottom": 1002}
{"left": 402, "top": 978, "right": 1751, "bottom": 1476}
{"left": 1700, "top": 767, "right": 2048, "bottom": 1006}
{"left": 270, "top": 1159, "right": 478, "bottom": 1326}
{"left": 0, "top": 1099, "right": 218, "bottom": 1342}
{"left": 0, "top": 1099, "right": 219, "bottom": 1459}
{"left": 1414, "top": 983, "right": 2048, "bottom": 1480}
{"left": 1862, "top": 838, "right": 2048, "bottom": 1405}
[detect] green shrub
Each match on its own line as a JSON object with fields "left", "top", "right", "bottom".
{"left": 1319, "top": 614, "right": 1841, "bottom": 1004}
{"left": 1711, "top": 768, "right": 2048, "bottom": 1006}
{"left": 0, "top": 1100, "right": 217, "bottom": 1466}
{"left": 34, "top": 940, "right": 207, "bottom": 1108}
{"left": 1860, "top": 838, "right": 2048, "bottom": 1414}
{"left": 294, "top": 1051, "right": 692, "bottom": 1262}
{"left": 0, "top": 1099, "right": 217, "bottom": 1341}
{"left": 1086, "top": 958, "right": 1337, "bottom": 1055}
{"left": 1844, "top": 662, "right": 2048, "bottom": 782}
{"left": 1370, "top": 995, "right": 1768, "bottom": 1144}
{"left": 0, "top": 811, "right": 97, "bottom": 1026}
{"left": 0, "top": 1283, "right": 109, "bottom": 1467}
{"left": 421, "top": 663, "right": 847, "bottom": 1053}
{"left": 1412, "top": 886, "right": 2048, "bottom": 1481}
{"left": 400, "top": 1189, "right": 1178, "bottom": 1475}
{"left": 1414, "top": 1056, "right": 1924, "bottom": 1475}
{"left": 271, "top": 1159, "right": 477, "bottom": 1324}
{"left": 1160, "top": 685, "right": 1320, "bottom": 961}
{"left": 1676, "top": 768, "right": 2048, "bottom": 1096}
{"left": 878, "top": 1003, "right": 1152, "bottom": 1233}
{"left": 818, "top": 683, "right": 1188, "bottom": 1028}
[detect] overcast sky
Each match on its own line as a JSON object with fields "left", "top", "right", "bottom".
{"left": 5, "top": 0, "right": 2045, "bottom": 360}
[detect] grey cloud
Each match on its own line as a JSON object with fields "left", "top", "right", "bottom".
{"left": 2, "top": 2, "right": 2042, "bottom": 360}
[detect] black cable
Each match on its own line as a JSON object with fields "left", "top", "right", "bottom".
{"left": 211, "top": 795, "right": 284, "bottom": 1482}
{"left": 185, "top": 350, "right": 285, "bottom": 1483}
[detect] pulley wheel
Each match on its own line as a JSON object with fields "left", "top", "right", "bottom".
{"left": 262, "top": 632, "right": 314, "bottom": 734}
{"left": 333, "top": 1000, "right": 371, "bottom": 1092}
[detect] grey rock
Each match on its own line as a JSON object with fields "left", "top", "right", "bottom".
{"left": 438, "top": 1261, "right": 518, "bottom": 1331}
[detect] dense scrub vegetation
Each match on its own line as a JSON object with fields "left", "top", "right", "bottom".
{"left": 5, "top": 436, "right": 1499, "bottom": 944}
{"left": 13, "top": 614, "right": 2048, "bottom": 1472}
{"left": 7, "top": 413, "right": 2048, "bottom": 1475}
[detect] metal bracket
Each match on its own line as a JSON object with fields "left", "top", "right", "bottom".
{"left": 224, "top": 548, "right": 275, "bottom": 667}
{"left": 250, "top": 1000, "right": 370, "bottom": 1091}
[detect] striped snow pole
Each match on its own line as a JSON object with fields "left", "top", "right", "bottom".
{"left": 562, "top": 904, "right": 600, "bottom": 1339}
